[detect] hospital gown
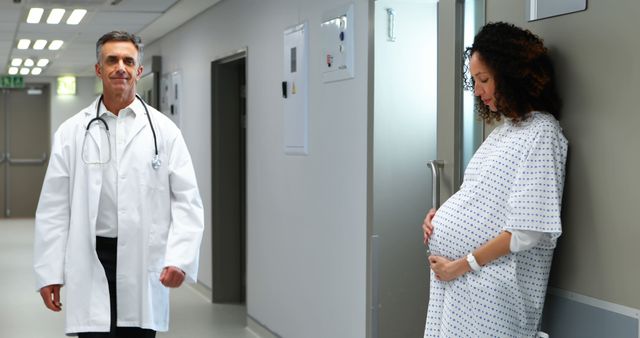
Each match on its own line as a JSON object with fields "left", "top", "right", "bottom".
{"left": 424, "top": 112, "right": 568, "bottom": 338}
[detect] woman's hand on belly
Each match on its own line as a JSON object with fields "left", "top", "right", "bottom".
{"left": 428, "top": 255, "right": 471, "bottom": 282}
{"left": 422, "top": 208, "right": 436, "bottom": 245}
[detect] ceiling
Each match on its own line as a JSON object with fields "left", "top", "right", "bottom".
{"left": 0, "top": 0, "right": 220, "bottom": 77}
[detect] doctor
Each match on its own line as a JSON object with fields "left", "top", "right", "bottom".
{"left": 33, "top": 31, "right": 204, "bottom": 337}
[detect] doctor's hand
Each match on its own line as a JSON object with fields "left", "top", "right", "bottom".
{"left": 428, "top": 255, "right": 470, "bottom": 282}
{"left": 422, "top": 208, "right": 436, "bottom": 245}
{"left": 39, "top": 284, "right": 63, "bottom": 312}
{"left": 160, "top": 266, "right": 186, "bottom": 288}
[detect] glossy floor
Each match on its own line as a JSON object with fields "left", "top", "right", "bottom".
{"left": 1, "top": 218, "right": 257, "bottom": 338}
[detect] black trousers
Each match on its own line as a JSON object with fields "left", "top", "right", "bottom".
{"left": 78, "top": 237, "right": 156, "bottom": 338}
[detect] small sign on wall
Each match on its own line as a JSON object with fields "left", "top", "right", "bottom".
{"left": 283, "top": 22, "right": 308, "bottom": 155}
{"left": 527, "top": 0, "right": 587, "bottom": 21}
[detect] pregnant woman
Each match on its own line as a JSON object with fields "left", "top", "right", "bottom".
{"left": 422, "top": 22, "right": 568, "bottom": 337}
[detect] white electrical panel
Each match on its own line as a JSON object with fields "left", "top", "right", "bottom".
{"left": 321, "top": 3, "right": 355, "bottom": 82}
{"left": 283, "top": 22, "right": 308, "bottom": 155}
{"left": 160, "top": 71, "right": 182, "bottom": 127}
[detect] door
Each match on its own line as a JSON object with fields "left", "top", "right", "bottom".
{"left": 0, "top": 86, "right": 50, "bottom": 218}
{"left": 369, "top": 1, "right": 484, "bottom": 337}
{"left": 211, "top": 51, "right": 247, "bottom": 303}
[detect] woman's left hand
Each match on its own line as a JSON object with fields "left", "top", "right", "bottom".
{"left": 428, "top": 255, "right": 470, "bottom": 282}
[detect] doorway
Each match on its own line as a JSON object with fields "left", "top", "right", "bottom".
{"left": 211, "top": 51, "right": 247, "bottom": 303}
{"left": 0, "top": 86, "right": 50, "bottom": 218}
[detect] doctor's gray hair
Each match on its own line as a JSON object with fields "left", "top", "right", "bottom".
{"left": 96, "top": 31, "right": 144, "bottom": 66}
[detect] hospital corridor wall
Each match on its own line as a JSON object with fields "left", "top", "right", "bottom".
{"left": 142, "top": 1, "right": 370, "bottom": 337}
{"left": 486, "top": 0, "right": 640, "bottom": 337}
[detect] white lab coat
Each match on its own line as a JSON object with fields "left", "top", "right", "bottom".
{"left": 33, "top": 97, "right": 204, "bottom": 334}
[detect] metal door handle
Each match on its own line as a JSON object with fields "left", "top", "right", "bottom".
{"left": 6, "top": 152, "right": 48, "bottom": 165}
{"left": 386, "top": 8, "right": 396, "bottom": 42}
{"left": 427, "top": 160, "right": 444, "bottom": 209}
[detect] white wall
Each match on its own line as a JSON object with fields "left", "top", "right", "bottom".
{"left": 145, "top": 0, "right": 369, "bottom": 337}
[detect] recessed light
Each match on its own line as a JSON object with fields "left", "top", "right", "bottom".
{"left": 8, "top": 67, "right": 19, "bottom": 75}
{"left": 11, "top": 58, "right": 23, "bottom": 66}
{"left": 24, "top": 58, "right": 35, "bottom": 67}
{"left": 66, "top": 9, "right": 87, "bottom": 25}
{"left": 27, "top": 8, "right": 44, "bottom": 24}
{"left": 33, "top": 39, "right": 47, "bottom": 50}
{"left": 49, "top": 40, "right": 64, "bottom": 50}
{"left": 47, "top": 8, "right": 65, "bottom": 24}
{"left": 37, "top": 59, "right": 50, "bottom": 67}
{"left": 17, "top": 39, "right": 31, "bottom": 49}
{"left": 20, "top": 67, "right": 30, "bottom": 75}
{"left": 31, "top": 68, "right": 43, "bottom": 75}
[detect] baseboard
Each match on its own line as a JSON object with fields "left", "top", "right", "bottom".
{"left": 247, "top": 315, "right": 281, "bottom": 338}
{"left": 542, "top": 288, "right": 640, "bottom": 338}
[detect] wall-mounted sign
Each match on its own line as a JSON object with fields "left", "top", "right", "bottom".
{"left": 57, "top": 75, "right": 76, "bottom": 95}
{"left": 0, "top": 75, "right": 25, "bottom": 89}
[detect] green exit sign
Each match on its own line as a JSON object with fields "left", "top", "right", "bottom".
{"left": 0, "top": 75, "right": 25, "bottom": 89}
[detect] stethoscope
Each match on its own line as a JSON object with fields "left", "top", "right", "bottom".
{"left": 82, "top": 94, "right": 161, "bottom": 170}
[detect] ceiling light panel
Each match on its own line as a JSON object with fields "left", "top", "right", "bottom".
{"left": 17, "top": 39, "right": 31, "bottom": 49}
{"left": 11, "top": 58, "right": 23, "bottom": 67}
{"left": 49, "top": 40, "right": 64, "bottom": 50}
{"left": 27, "top": 8, "right": 45, "bottom": 24}
{"left": 66, "top": 9, "right": 87, "bottom": 25}
{"left": 32, "top": 68, "right": 43, "bottom": 75}
{"left": 24, "top": 59, "right": 35, "bottom": 67}
{"left": 47, "top": 8, "right": 66, "bottom": 24}
{"left": 8, "top": 67, "right": 19, "bottom": 75}
{"left": 37, "top": 59, "right": 50, "bottom": 67}
{"left": 33, "top": 39, "right": 48, "bottom": 50}
{"left": 20, "top": 68, "right": 30, "bottom": 75}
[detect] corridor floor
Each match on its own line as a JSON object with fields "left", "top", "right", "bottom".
{"left": 1, "top": 219, "right": 258, "bottom": 338}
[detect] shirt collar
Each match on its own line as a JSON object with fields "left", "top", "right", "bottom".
{"left": 98, "top": 96, "right": 143, "bottom": 118}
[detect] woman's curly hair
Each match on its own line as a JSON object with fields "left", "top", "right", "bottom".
{"left": 463, "top": 22, "right": 561, "bottom": 123}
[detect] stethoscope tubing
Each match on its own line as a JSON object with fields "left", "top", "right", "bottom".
{"left": 87, "top": 94, "right": 160, "bottom": 167}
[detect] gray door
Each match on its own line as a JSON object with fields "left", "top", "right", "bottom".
{"left": 0, "top": 86, "right": 50, "bottom": 218}
{"left": 370, "top": 0, "right": 484, "bottom": 337}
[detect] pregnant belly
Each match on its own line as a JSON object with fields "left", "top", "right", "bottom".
{"left": 428, "top": 210, "right": 477, "bottom": 259}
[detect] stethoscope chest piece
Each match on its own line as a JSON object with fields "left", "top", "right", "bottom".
{"left": 152, "top": 155, "right": 161, "bottom": 170}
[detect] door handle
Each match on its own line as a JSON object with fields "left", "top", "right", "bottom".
{"left": 427, "top": 160, "right": 444, "bottom": 209}
{"left": 6, "top": 152, "right": 48, "bottom": 165}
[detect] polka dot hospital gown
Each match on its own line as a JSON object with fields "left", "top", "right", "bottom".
{"left": 424, "top": 112, "right": 568, "bottom": 338}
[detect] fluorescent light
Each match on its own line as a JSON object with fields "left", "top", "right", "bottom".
{"left": 11, "top": 58, "right": 23, "bottom": 66}
{"left": 33, "top": 39, "right": 47, "bottom": 50}
{"left": 8, "top": 67, "right": 19, "bottom": 75}
{"left": 17, "top": 39, "right": 31, "bottom": 49}
{"left": 31, "top": 68, "right": 43, "bottom": 75}
{"left": 27, "top": 8, "right": 45, "bottom": 24}
{"left": 20, "top": 68, "right": 30, "bottom": 75}
{"left": 47, "top": 8, "right": 65, "bottom": 24}
{"left": 66, "top": 9, "right": 87, "bottom": 25}
{"left": 24, "top": 58, "right": 35, "bottom": 67}
{"left": 37, "top": 59, "right": 50, "bottom": 67}
{"left": 49, "top": 40, "right": 64, "bottom": 50}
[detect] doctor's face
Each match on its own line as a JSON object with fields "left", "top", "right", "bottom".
{"left": 95, "top": 41, "right": 143, "bottom": 100}
{"left": 469, "top": 52, "right": 497, "bottom": 112}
